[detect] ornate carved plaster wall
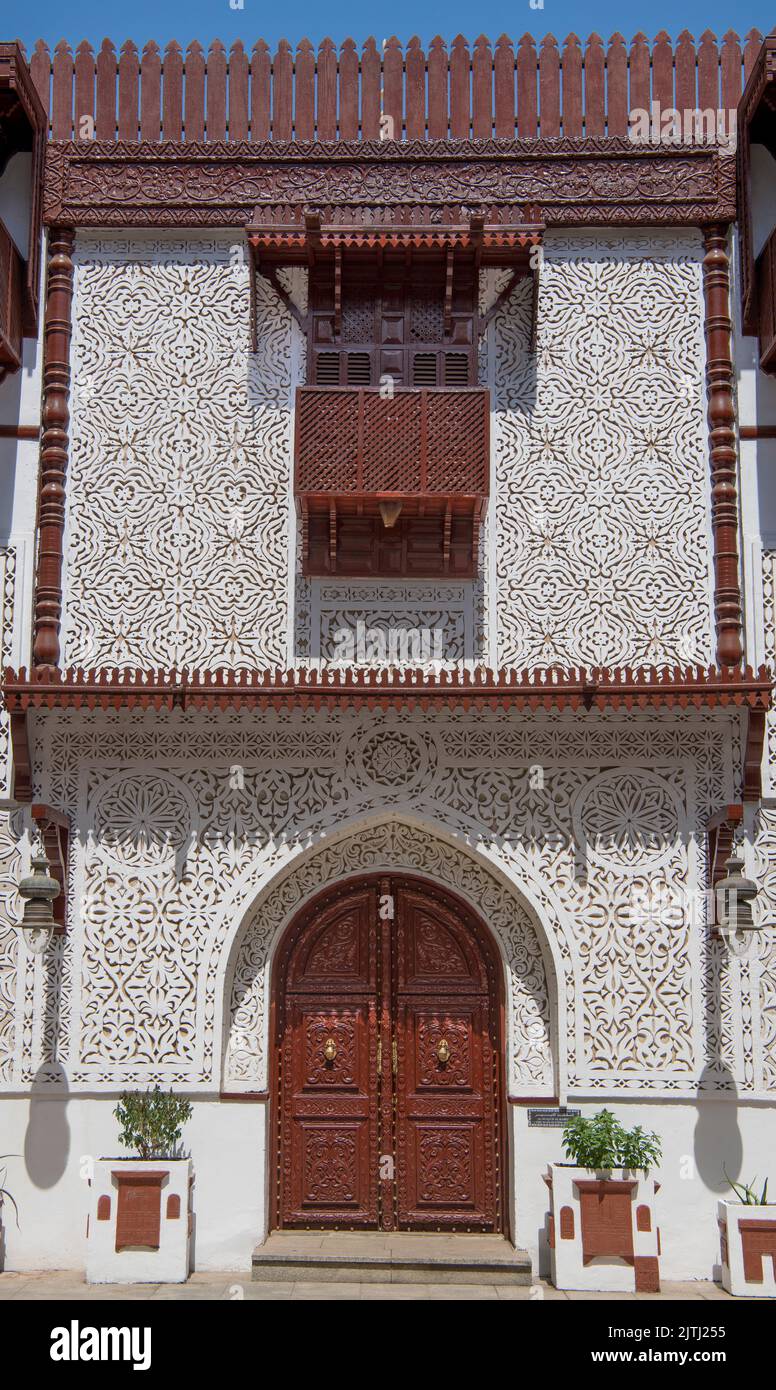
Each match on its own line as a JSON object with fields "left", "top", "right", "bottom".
{"left": 63, "top": 234, "right": 301, "bottom": 669}
{"left": 59, "top": 231, "right": 714, "bottom": 672}
{"left": 489, "top": 229, "right": 715, "bottom": 668}
{"left": 0, "top": 704, "right": 763, "bottom": 1097}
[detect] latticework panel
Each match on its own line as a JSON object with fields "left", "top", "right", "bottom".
{"left": 426, "top": 391, "right": 489, "bottom": 493}
{"left": 360, "top": 392, "right": 422, "bottom": 493}
{"left": 295, "top": 387, "right": 489, "bottom": 497}
{"left": 296, "top": 389, "right": 360, "bottom": 493}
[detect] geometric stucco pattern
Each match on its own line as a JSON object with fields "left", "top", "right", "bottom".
{"left": 64, "top": 235, "right": 299, "bottom": 669}
{"left": 493, "top": 230, "right": 714, "bottom": 668}
{"left": 0, "top": 702, "right": 763, "bottom": 1096}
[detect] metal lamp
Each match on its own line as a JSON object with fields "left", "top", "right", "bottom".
{"left": 17, "top": 855, "right": 60, "bottom": 954}
{"left": 715, "top": 849, "right": 759, "bottom": 934}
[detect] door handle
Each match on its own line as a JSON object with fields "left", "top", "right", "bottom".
{"left": 436, "top": 1038, "right": 451, "bottom": 1064}
{"left": 391, "top": 1039, "right": 398, "bottom": 1075}
{"left": 323, "top": 1037, "right": 337, "bottom": 1063}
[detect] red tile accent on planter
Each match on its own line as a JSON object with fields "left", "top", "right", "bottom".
{"left": 96, "top": 1195, "right": 111, "bottom": 1220}
{"left": 719, "top": 1218, "right": 728, "bottom": 1267}
{"left": 113, "top": 1171, "right": 165, "bottom": 1252}
{"left": 559, "top": 1205, "right": 575, "bottom": 1240}
{"left": 636, "top": 1204, "right": 652, "bottom": 1232}
{"left": 575, "top": 1180, "right": 636, "bottom": 1265}
{"left": 166, "top": 1193, "right": 181, "bottom": 1219}
{"left": 634, "top": 1256, "right": 660, "bottom": 1292}
{"left": 739, "top": 1220, "right": 776, "bottom": 1283}
{"left": 548, "top": 1214, "right": 555, "bottom": 1249}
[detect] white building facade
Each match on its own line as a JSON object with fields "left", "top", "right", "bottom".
{"left": 0, "top": 32, "right": 774, "bottom": 1281}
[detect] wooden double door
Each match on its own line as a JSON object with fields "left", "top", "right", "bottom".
{"left": 275, "top": 875, "right": 503, "bottom": 1231}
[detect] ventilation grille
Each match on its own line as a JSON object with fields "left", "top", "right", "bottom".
{"left": 345, "top": 352, "right": 372, "bottom": 385}
{"left": 315, "top": 352, "right": 341, "bottom": 385}
{"left": 412, "top": 354, "right": 438, "bottom": 386}
{"left": 444, "top": 353, "right": 469, "bottom": 386}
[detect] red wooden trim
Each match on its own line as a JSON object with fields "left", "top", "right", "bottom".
{"left": 219, "top": 1090, "right": 269, "bottom": 1101}
{"left": 2, "top": 664, "right": 771, "bottom": 721}
{"left": 740, "top": 425, "right": 776, "bottom": 439}
{"left": 32, "top": 226, "right": 74, "bottom": 671}
{"left": 0, "top": 425, "right": 40, "bottom": 439}
{"left": 703, "top": 225, "right": 744, "bottom": 666}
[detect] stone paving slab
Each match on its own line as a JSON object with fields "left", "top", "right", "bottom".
{"left": 0, "top": 1271, "right": 740, "bottom": 1300}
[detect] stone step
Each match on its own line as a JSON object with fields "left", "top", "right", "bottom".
{"left": 251, "top": 1232, "right": 532, "bottom": 1285}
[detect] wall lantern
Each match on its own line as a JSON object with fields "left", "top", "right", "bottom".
{"left": 715, "top": 849, "right": 759, "bottom": 938}
{"left": 17, "top": 855, "right": 60, "bottom": 954}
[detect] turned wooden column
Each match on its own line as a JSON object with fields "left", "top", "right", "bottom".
{"left": 32, "top": 226, "right": 75, "bottom": 671}
{"left": 702, "top": 223, "right": 743, "bottom": 667}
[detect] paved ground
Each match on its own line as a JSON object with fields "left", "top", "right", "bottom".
{"left": 0, "top": 1271, "right": 739, "bottom": 1300}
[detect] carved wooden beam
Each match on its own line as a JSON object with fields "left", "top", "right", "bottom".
{"left": 703, "top": 224, "right": 743, "bottom": 667}
{"left": 32, "top": 226, "right": 75, "bottom": 672}
{"left": 43, "top": 139, "right": 736, "bottom": 229}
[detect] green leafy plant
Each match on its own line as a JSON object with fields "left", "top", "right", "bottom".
{"left": 724, "top": 1170, "right": 771, "bottom": 1206}
{"left": 562, "top": 1109, "right": 662, "bottom": 1174}
{"left": 114, "top": 1087, "right": 192, "bottom": 1160}
{"left": 0, "top": 1156, "right": 19, "bottom": 1226}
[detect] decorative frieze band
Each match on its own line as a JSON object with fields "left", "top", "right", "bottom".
{"left": 42, "top": 139, "right": 736, "bottom": 229}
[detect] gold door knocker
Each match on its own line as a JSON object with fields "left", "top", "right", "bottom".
{"left": 323, "top": 1037, "right": 337, "bottom": 1064}
{"left": 436, "top": 1038, "right": 451, "bottom": 1065}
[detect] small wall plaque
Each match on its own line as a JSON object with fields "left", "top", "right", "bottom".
{"left": 527, "top": 1106, "right": 581, "bottom": 1128}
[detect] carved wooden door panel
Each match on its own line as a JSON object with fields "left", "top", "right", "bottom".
{"left": 394, "top": 882, "right": 499, "bottom": 1231}
{"left": 279, "top": 883, "right": 379, "bottom": 1228}
{"left": 276, "top": 875, "right": 501, "bottom": 1232}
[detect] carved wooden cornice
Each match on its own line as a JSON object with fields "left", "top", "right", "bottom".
{"left": 2, "top": 664, "right": 770, "bottom": 714}
{"left": 42, "top": 138, "right": 737, "bottom": 229}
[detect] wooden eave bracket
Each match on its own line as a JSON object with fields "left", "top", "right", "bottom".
{"left": 707, "top": 804, "right": 744, "bottom": 886}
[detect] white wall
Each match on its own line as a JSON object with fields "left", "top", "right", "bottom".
{"left": 1, "top": 1095, "right": 266, "bottom": 1274}
{"left": 1, "top": 1092, "right": 771, "bottom": 1280}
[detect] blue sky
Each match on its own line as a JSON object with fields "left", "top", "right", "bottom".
{"left": 5, "top": 3, "right": 775, "bottom": 53}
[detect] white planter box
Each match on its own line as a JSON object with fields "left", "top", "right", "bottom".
{"left": 86, "top": 1159, "right": 192, "bottom": 1284}
{"left": 545, "top": 1163, "right": 660, "bottom": 1292}
{"left": 719, "top": 1199, "right": 776, "bottom": 1297}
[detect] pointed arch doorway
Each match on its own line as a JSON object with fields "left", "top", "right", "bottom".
{"left": 272, "top": 874, "right": 506, "bottom": 1233}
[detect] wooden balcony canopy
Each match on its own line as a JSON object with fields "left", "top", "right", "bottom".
{"left": 294, "top": 386, "right": 489, "bottom": 578}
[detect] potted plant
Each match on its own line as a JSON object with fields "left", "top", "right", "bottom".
{"left": 719, "top": 1172, "right": 776, "bottom": 1297}
{"left": 86, "top": 1087, "right": 194, "bottom": 1284}
{"left": 0, "top": 1156, "right": 19, "bottom": 1270}
{"left": 544, "top": 1109, "right": 662, "bottom": 1292}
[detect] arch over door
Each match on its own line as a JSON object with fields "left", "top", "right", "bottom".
{"left": 274, "top": 875, "right": 504, "bottom": 1231}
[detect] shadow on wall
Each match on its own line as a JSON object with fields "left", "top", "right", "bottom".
{"left": 24, "top": 1064, "right": 70, "bottom": 1189}
{"left": 693, "top": 1063, "right": 743, "bottom": 1194}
